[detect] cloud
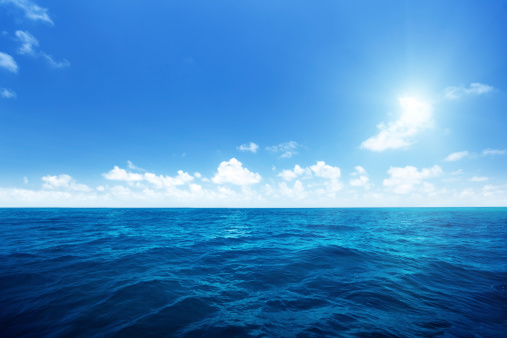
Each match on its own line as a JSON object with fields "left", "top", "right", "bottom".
{"left": 0, "top": 88, "right": 16, "bottom": 98}
{"left": 42, "top": 53, "right": 70, "bottom": 68}
{"left": 444, "top": 83, "right": 493, "bottom": 99}
{"left": 42, "top": 174, "right": 91, "bottom": 192}
{"left": 278, "top": 180, "right": 307, "bottom": 199}
{"left": 103, "top": 166, "right": 144, "bottom": 181}
{"left": 310, "top": 161, "right": 341, "bottom": 179}
{"left": 0, "top": 0, "right": 53, "bottom": 25}
{"left": 361, "top": 97, "right": 433, "bottom": 151}
{"left": 23, "top": 176, "right": 28, "bottom": 184}
{"left": 349, "top": 166, "right": 372, "bottom": 190}
{"left": 444, "top": 151, "right": 469, "bottom": 162}
{"left": 470, "top": 176, "right": 488, "bottom": 182}
{"left": 444, "top": 149, "right": 505, "bottom": 162}
{"left": 144, "top": 171, "right": 194, "bottom": 188}
{"left": 15, "top": 30, "right": 38, "bottom": 55}
{"left": 266, "top": 141, "right": 300, "bottom": 158}
{"left": 383, "top": 165, "right": 443, "bottom": 194}
{"left": 0, "top": 52, "right": 18, "bottom": 73}
{"left": 482, "top": 149, "right": 505, "bottom": 156}
{"left": 212, "top": 158, "right": 261, "bottom": 185}
{"left": 238, "top": 142, "right": 259, "bottom": 153}
{"left": 278, "top": 164, "right": 311, "bottom": 181}
{"left": 127, "top": 160, "right": 145, "bottom": 172}
{"left": 15, "top": 30, "right": 70, "bottom": 68}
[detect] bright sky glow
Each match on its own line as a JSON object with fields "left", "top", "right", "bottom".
{"left": 0, "top": 1, "right": 506, "bottom": 207}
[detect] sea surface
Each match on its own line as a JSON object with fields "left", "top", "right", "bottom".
{"left": 0, "top": 208, "right": 506, "bottom": 337}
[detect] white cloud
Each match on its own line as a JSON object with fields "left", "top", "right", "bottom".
{"left": 444, "top": 151, "right": 469, "bottom": 162}
{"left": 15, "top": 30, "right": 38, "bottom": 55}
{"left": 0, "top": 0, "right": 53, "bottom": 25}
{"left": 23, "top": 176, "right": 28, "bottom": 184}
{"left": 444, "top": 83, "right": 493, "bottom": 99}
{"left": 361, "top": 97, "right": 433, "bottom": 151}
{"left": 0, "top": 88, "right": 16, "bottom": 98}
{"left": 383, "top": 165, "right": 443, "bottom": 194}
{"left": 144, "top": 171, "right": 193, "bottom": 188}
{"left": 42, "top": 174, "right": 91, "bottom": 192}
{"left": 103, "top": 166, "right": 144, "bottom": 181}
{"left": 0, "top": 52, "right": 18, "bottom": 73}
{"left": 278, "top": 180, "right": 307, "bottom": 200}
{"left": 14, "top": 30, "right": 70, "bottom": 68}
{"left": 278, "top": 164, "right": 311, "bottom": 181}
{"left": 470, "top": 176, "right": 488, "bottom": 182}
{"left": 266, "top": 141, "right": 300, "bottom": 158}
{"left": 238, "top": 142, "right": 259, "bottom": 153}
{"left": 482, "top": 149, "right": 505, "bottom": 156}
{"left": 127, "top": 160, "right": 145, "bottom": 172}
{"left": 212, "top": 158, "right": 261, "bottom": 185}
{"left": 310, "top": 161, "right": 341, "bottom": 179}
{"left": 349, "top": 166, "right": 372, "bottom": 190}
{"left": 42, "top": 53, "right": 70, "bottom": 68}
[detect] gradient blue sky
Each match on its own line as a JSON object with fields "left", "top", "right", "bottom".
{"left": 1, "top": 0, "right": 506, "bottom": 207}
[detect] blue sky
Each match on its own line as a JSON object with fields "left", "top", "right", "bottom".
{"left": 0, "top": 0, "right": 506, "bottom": 207}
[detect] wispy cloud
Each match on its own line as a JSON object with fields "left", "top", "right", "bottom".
{"left": 15, "top": 30, "right": 70, "bottom": 68}
{"left": 266, "top": 141, "right": 300, "bottom": 158}
{"left": 470, "top": 176, "right": 488, "bottom": 182}
{"left": 444, "top": 83, "right": 493, "bottom": 99}
{"left": 0, "top": 0, "right": 53, "bottom": 25}
{"left": 15, "top": 30, "right": 38, "bottom": 55}
{"left": 0, "top": 52, "right": 18, "bottom": 73}
{"left": 361, "top": 97, "right": 433, "bottom": 151}
{"left": 444, "top": 151, "right": 470, "bottom": 162}
{"left": 444, "top": 149, "right": 505, "bottom": 162}
{"left": 237, "top": 142, "right": 259, "bottom": 153}
{"left": 482, "top": 148, "right": 505, "bottom": 156}
{"left": 0, "top": 88, "right": 16, "bottom": 98}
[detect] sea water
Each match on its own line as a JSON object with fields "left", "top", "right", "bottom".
{"left": 0, "top": 208, "right": 506, "bottom": 337}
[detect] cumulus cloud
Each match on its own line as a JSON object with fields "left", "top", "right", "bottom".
{"left": 361, "top": 97, "right": 433, "bottom": 151}
{"left": 278, "top": 164, "right": 311, "bottom": 181}
{"left": 212, "top": 158, "right": 261, "bottom": 185}
{"left": 238, "top": 142, "right": 259, "bottom": 153}
{"left": 444, "top": 151, "right": 469, "bottom": 162}
{"left": 444, "top": 83, "right": 493, "bottom": 99}
{"left": 470, "top": 176, "right": 488, "bottom": 182}
{"left": 349, "top": 166, "right": 372, "bottom": 190}
{"left": 310, "top": 161, "right": 341, "bottom": 179}
{"left": 1, "top": 88, "right": 16, "bottom": 98}
{"left": 103, "top": 166, "right": 144, "bottom": 181}
{"left": 266, "top": 141, "right": 300, "bottom": 158}
{"left": 278, "top": 180, "right": 307, "bottom": 200}
{"left": 144, "top": 171, "right": 193, "bottom": 188}
{"left": 0, "top": 0, "right": 53, "bottom": 25}
{"left": 383, "top": 165, "right": 443, "bottom": 194}
{"left": 0, "top": 52, "right": 18, "bottom": 73}
{"left": 42, "top": 174, "right": 91, "bottom": 192}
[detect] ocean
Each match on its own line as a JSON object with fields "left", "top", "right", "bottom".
{"left": 0, "top": 208, "right": 506, "bottom": 337}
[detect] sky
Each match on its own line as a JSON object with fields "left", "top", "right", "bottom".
{"left": 0, "top": 0, "right": 506, "bottom": 207}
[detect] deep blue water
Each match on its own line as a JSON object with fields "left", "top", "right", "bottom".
{"left": 0, "top": 208, "right": 506, "bottom": 337}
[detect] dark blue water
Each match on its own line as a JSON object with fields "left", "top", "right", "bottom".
{"left": 0, "top": 208, "right": 506, "bottom": 337}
